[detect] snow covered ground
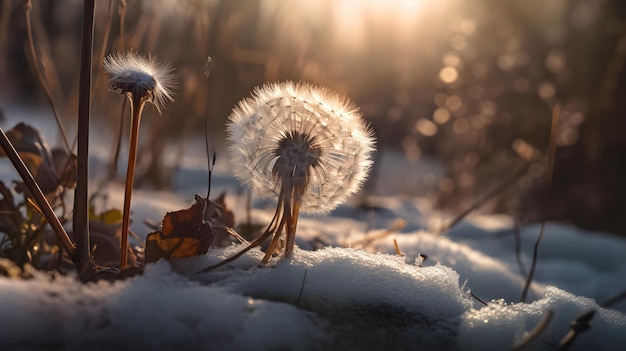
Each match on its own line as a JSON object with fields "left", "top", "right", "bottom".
{"left": 0, "top": 110, "right": 625, "bottom": 350}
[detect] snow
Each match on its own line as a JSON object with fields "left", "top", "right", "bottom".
{"left": 0, "top": 110, "right": 625, "bottom": 350}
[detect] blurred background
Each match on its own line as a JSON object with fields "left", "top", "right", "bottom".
{"left": 1, "top": 0, "right": 626, "bottom": 234}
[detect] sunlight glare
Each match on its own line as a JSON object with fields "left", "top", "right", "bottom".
{"left": 332, "top": 0, "right": 428, "bottom": 50}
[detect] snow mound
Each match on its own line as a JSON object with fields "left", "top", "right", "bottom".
{"left": 459, "top": 287, "right": 626, "bottom": 351}
{"left": 0, "top": 246, "right": 624, "bottom": 350}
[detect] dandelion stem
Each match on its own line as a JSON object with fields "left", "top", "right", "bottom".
{"left": 262, "top": 213, "right": 287, "bottom": 264}
{"left": 285, "top": 196, "right": 300, "bottom": 258}
{"left": 262, "top": 192, "right": 289, "bottom": 264}
{"left": 196, "top": 188, "right": 286, "bottom": 273}
{"left": 120, "top": 95, "right": 144, "bottom": 269}
{"left": 196, "top": 218, "right": 278, "bottom": 273}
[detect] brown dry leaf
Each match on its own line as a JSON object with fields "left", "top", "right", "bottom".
{"left": 0, "top": 123, "right": 61, "bottom": 194}
{"left": 0, "top": 181, "right": 20, "bottom": 233}
{"left": 145, "top": 195, "right": 215, "bottom": 263}
{"left": 89, "top": 205, "right": 123, "bottom": 225}
{"left": 51, "top": 148, "right": 77, "bottom": 189}
{"left": 88, "top": 206, "right": 136, "bottom": 267}
{"left": 89, "top": 221, "right": 137, "bottom": 267}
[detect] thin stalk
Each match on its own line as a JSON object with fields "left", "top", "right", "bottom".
{"left": 24, "top": 0, "right": 71, "bottom": 154}
{"left": 546, "top": 104, "right": 560, "bottom": 182}
{"left": 74, "top": 0, "right": 96, "bottom": 279}
{"left": 263, "top": 193, "right": 290, "bottom": 263}
{"left": 512, "top": 310, "right": 554, "bottom": 351}
{"left": 0, "top": 0, "right": 12, "bottom": 72}
{"left": 263, "top": 223, "right": 284, "bottom": 263}
{"left": 197, "top": 190, "right": 286, "bottom": 273}
{"left": 520, "top": 221, "right": 545, "bottom": 302}
{"left": 261, "top": 213, "right": 287, "bottom": 264}
{"left": 513, "top": 222, "right": 526, "bottom": 277}
{"left": 0, "top": 127, "right": 75, "bottom": 259}
{"left": 90, "top": 0, "right": 115, "bottom": 109}
{"left": 96, "top": 0, "right": 115, "bottom": 71}
{"left": 198, "top": 217, "right": 283, "bottom": 273}
{"left": 109, "top": 98, "right": 127, "bottom": 179}
{"left": 117, "top": 0, "right": 126, "bottom": 50}
{"left": 285, "top": 197, "right": 300, "bottom": 258}
{"left": 204, "top": 57, "right": 212, "bottom": 199}
{"left": 469, "top": 291, "right": 488, "bottom": 306}
{"left": 296, "top": 269, "right": 308, "bottom": 305}
{"left": 601, "top": 290, "right": 626, "bottom": 308}
{"left": 120, "top": 95, "right": 144, "bottom": 269}
{"left": 520, "top": 104, "right": 560, "bottom": 302}
{"left": 438, "top": 161, "right": 529, "bottom": 235}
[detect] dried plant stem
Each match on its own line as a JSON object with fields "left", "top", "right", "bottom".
{"left": 120, "top": 96, "right": 144, "bottom": 269}
{"left": 196, "top": 189, "right": 286, "bottom": 273}
{"left": 520, "top": 221, "right": 545, "bottom": 303}
{"left": 601, "top": 290, "right": 626, "bottom": 308}
{"left": 212, "top": 224, "right": 247, "bottom": 243}
{"left": 73, "top": 0, "right": 96, "bottom": 278}
{"left": 97, "top": 0, "right": 115, "bottom": 71}
{"left": 107, "top": 1, "right": 128, "bottom": 179}
{"left": 559, "top": 309, "right": 595, "bottom": 350}
{"left": 348, "top": 218, "right": 407, "bottom": 248}
{"left": 90, "top": 0, "right": 115, "bottom": 105}
{"left": 513, "top": 222, "right": 526, "bottom": 277}
{"left": 261, "top": 193, "right": 288, "bottom": 263}
{"left": 109, "top": 98, "right": 127, "bottom": 179}
{"left": 0, "top": 127, "right": 75, "bottom": 259}
{"left": 520, "top": 105, "right": 560, "bottom": 302}
{"left": 469, "top": 291, "right": 488, "bottom": 306}
{"left": 118, "top": 0, "right": 127, "bottom": 50}
{"left": 513, "top": 309, "right": 554, "bottom": 350}
{"left": 262, "top": 187, "right": 301, "bottom": 262}
{"left": 24, "top": 0, "right": 71, "bottom": 154}
{"left": 546, "top": 104, "right": 560, "bottom": 182}
{"left": 438, "top": 161, "right": 529, "bottom": 235}
{"left": 297, "top": 269, "right": 308, "bottom": 305}
{"left": 0, "top": 0, "right": 11, "bottom": 72}
{"left": 204, "top": 57, "right": 212, "bottom": 198}
{"left": 285, "top": 194, "right": 300, "bottom": 258}
{"left": 262, "top": 215, "right": 287, "bottom": 264}
{"left": 393, "top": 239, "right": 404, "bottom": 256}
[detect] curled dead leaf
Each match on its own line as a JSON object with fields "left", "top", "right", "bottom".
{"left": 0, "top": 123, "right": 76, "bottom": 194}
{"left": 145, "top": 195, "right": 215, "bottom": 263}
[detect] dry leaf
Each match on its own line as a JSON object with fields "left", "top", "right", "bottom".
{"left": 89, "top": 205, "right": 123, "bottom": 225}
{"left": 88, "top": 206, "right": 135, "bottom": 267}
{"left": 0, "top": 123, "right": 75, "bottom": 194}
{"left": 145, "top": 195, "right": 215, "bottom": 263}
{"left": 0, "top": 181, "right": 19, "bottom": 233}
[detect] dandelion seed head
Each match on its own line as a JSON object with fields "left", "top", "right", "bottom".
{"left": 227, "top": 82, "right": 376, "bottom": 214}
{"left": 103, "top": 51, "right": 176, "bottom": 112}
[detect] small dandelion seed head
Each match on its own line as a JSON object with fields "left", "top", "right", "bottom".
{"left": 227, "top": 81, "right": 376, "bottom": 214}
{"left": 103, "top": 51, "right": 176, "bottom": 113}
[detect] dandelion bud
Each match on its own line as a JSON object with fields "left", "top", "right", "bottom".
{"left": 103, "top": 51, "right": 176, "bottom": 268}
{"left": 103, "top": 51, "right": 175, "bottom": 113}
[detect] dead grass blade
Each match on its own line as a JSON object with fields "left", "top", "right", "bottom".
{"left": 520, "top": 104, "right": 560, "bottom": 303}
